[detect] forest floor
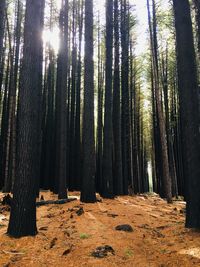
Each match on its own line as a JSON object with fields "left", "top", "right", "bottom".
{"left": 0, "top": 192, "right": 200, "bottom": 267}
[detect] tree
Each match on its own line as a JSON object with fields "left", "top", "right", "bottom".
{"left": 173, "top": 0, "right": 200, "bottom": 228}
{"left": 193, "top": 0, "right": 200, "bottom": 60}
{"left": 113, "top": 0, "right": 123, "bottom": 195}
{"left": 69, "top": 0, "right": 77, "bottom": 189}
{"left": 40, "top": 0, "right": 55, "bottom": 190}
{"left": 121, "top": 0, "right": 133, "bottom": 194}
{"left": 55, "top": 0, "right": 69, "bottom": 199}
{"left": 81, "top": 0, "right": 96, "bottom": 203}
{"left": 96, "top": 14, "right": 104, "bottom": 194}
{"left": 147, "top": 0, "right": 172, "bottom": 203}
{"left": 3, "top": 0, "right": 23, "bottom": 193}
{"left": 74, "top": 0, "right": 84, "bottom": 190}
{"left": 7, "top": 0, "right": 45, "bottom": 237}
{"left": 102, "top": 0, "right": 114, "bottom": 198}
{"left": 0, "top": 0, "right": 6, "bottom": 65}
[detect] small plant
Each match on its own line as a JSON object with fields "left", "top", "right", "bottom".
{"left": 80, "top": 233, "right": 90, "bottom": 239}
{"left": 160, "top": 249, "right": 167, "bottom": 254}
{"left": 124, "top": 248, "right": 133, "bottom": 258}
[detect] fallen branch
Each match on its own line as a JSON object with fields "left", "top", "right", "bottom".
{"left": 0, "top": 195, "right": 77, "bottom": 207}
{"left": 36, "top": 198, "right": 77, "bottom": 207}
{"left": 2, "top": 250, "right": 25, "bottom": 255}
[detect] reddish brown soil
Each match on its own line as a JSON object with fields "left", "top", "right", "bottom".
{"left": 1, "top": 192, "right": 200, "bottom": 267}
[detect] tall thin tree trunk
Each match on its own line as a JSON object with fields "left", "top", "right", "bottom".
{"left": 147, "top": 0, "right": 172, "bottom": 202}
{"left": 74, "top": 0, "right": 83, "bottom": 190}
{"left": 81, "top": 0, "right": 96, "bottom": 203}
{"left": 102, "top": 0, "right": 114, "bottom": 198}
{"left": 55, "top": 0, "right": 69, "bottom": 199}
{"left": 113, "top": 0, "right": 123, "bottom": 195}
{"left": 0, "top": 0, "right": 6, "bottom": 65}
{"left": 96, "top": 15, "right": 104, "bottom": 194}
{"left": 121, "top": 0, "right": 132, "bottom": 194}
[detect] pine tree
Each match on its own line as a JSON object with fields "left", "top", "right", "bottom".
{"left": 173, "top": 0, "right": 200, "bottom": 228}
{"left": 147, "top": 0, "right": 172, "bottom": 202}
{"left": 113, "top": 0, "right": 123, "bottom": 195}
{"left": 102, "top": 0, "right": 114, "bottom": 198}
{"left": 7, "top": 0, "right": 45, "bottom": 237}
{"left": 81, "top": 0, "right": 96, "bottom": 203}
{"left": 0, "top": 0, "right": 6, "bottom": 65}
{"left": 55, "top": 0, "right": 69, "bottom": 199}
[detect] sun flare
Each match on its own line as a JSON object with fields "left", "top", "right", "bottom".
{"left": 43, "top": 27, "right": 60, "bottom": 52}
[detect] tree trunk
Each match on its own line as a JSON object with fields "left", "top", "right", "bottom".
{"left": 7, "top": 0, "right": 44, "bottom": 237}
{"left": 113, "top": 0, "right": 123, "bottom": 196}
{"left": 0, "top": 0, "right": 6, "bottom": 65}
{"left": 55, "top": 0, "right": 69, "bottom": 199}
{"left": 121, "top": 0, "right": 133, "bottom": 195}
{"left": 173, "top": 0, "right": 200, "bottom": 228}
{"left": 74, "top": 0, "right": 83, "bottom": 190}
{"left": 147, "top": 0, "right": 172, "bottom": 202}
{"left": 80, "top": 0, "right": 96, "bottom": 203}
{"left": 102, "top": 0, "right": 114, "bottom": 198}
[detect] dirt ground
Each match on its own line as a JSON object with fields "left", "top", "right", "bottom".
{"left": 1, "top": 192, "right": 200, "bottom": 267}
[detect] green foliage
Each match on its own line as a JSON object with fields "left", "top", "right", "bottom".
{"left": 124, "top": 248, "right": 134, "bottom": 258}
{"left": 79, "top": 233, "right": 91, "bottom": 239}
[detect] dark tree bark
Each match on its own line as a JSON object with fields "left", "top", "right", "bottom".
{"left": 0, "top": 1, "right": 5, "bottom": 128}
{"left": 3, "top": 14, "right": 14, "bottom": 193}
{"left": 74, "top": 0, "right": 84, "bottom": 190}
{"left": 96, "top": 15, "right": 104, "bottom": 194}
{"left": 45, "top": 54, "right": 55, "bottom": 189}
{"left": 4, "top": 0, "right": 23, "bottom": 193}
{"left": 0, "top": 57, "right": 9, "bottom": 190}
{"left": 102, "top": 0, "right": 114, "bottom": 198}
{"left": 0, "top": 0, "right": 6, "bottom": 65}
{"left": 173, "top": 0, "right": 200, "bottom": 228}
{"left": 130, "top": 51, "right": 140, "bottom": 194}
{"left": 80, "top": 0, "right": 96, "bottom": 203}
{"left": 69, "top": 0, "right": 77, "bottom": 189}
{"left": 7, "top": 0, "right": 44, "bottom": 237}
{"left": 55, "top": 0, "right": 69, "bottom": 199}
{"left": 36, "top": 0, "right": 45, "bottom": 196}
{"left": 0, "top": 39, "right": 5, "bottom": 98}
{"left": 113, "top": 0, "right": 123, "bottom": 196}
{"left": 171, "top": 80, "right": 185, "bottom": 197}
{"left": 40, "top": 0, "right": 55, "bottom": 190}
{"left": 121, "top": 0, "right": 132, "bottom": 194}
{"left": 147, "top": 0, "right": 172, "bottom": 203}
{"left": 161, "top": 49, "right": 178, "bottom": 197}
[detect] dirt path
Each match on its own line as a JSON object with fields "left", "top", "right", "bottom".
{"left": 1, "top": 192, "right": 200, "bottom": 266}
